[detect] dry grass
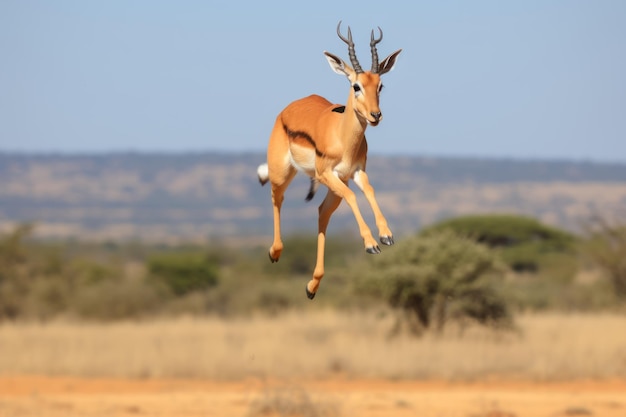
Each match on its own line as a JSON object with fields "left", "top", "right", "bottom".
{"left": 247, "top": 385, "right": 340, "bottom": 417}
{"left": 1, "top": 311, "right": 625, "bottom": 381}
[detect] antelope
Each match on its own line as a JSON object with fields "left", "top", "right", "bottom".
{"left": 257, "top": 21, "right": 402, "bottom": 299}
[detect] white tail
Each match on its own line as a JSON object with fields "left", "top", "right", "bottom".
{"left": 257, "top": 163, "right": 269, "bottom": 185}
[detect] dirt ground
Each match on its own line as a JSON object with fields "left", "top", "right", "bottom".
{"left": 0, "top": 376, "right": 625, "bottom": 417}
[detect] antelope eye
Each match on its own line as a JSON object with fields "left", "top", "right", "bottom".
{"left": 378, "top": 84, "right": 384, "bottom": 92}
{"left": 352, "top": 84, "right": 361, "bottom": 93}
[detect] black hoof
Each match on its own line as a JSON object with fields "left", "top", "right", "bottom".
{"left": 366, "top": 245, "right": 381, "bottom": 254}
{"left": 268, "top": 252, "right": 278, "bottom": 263}
{"left": 380, "top": 235, "right": 395, "bottom": 246}
{"left": 306, "top": 287, "right": 316, "bottom": 300}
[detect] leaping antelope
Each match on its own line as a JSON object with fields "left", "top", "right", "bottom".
{"left": 257, "top": 21, "right": 402, "bottom": 299}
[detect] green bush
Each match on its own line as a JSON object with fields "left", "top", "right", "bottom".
{"left": 0, "top": 224, "right": 142, "bottom": 320}
{"left": 262, "top": 233, "right": 358, "bottom": 278}
{"left": 0, "top": 224, "right": 37, "bottom": 319}
{"left": 147, "top": 251, "right": 219, "bottom": 296}
{"left": 357, "top": 229, "right": 512, "bottom": 335}
{"left": 581, "top": 215, "right": 626, "bottom": 299}
{"left": 421, "top": 214, "right": 576, "bottom": 273}
{"left": 71, "top": 278, "right": 162, "bottom": 320}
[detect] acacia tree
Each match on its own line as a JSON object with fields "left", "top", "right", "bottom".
{"left": 420, "top": 214, "right": 575, "bottom": 273}
{"left": 359, "top": 230, "right": 512, "bottom": 335}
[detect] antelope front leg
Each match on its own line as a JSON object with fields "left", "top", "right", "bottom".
{"left": 306, "top": 189, "right": 342, "bottom": 299}
{"left": 320, "top": 172, "right": 381, "bottom": 254}
{"left": 353, "top": 170, "right": 394, "bottom": 246}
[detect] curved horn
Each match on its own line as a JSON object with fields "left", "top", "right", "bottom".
{"left": 336, "top": 21, "right": 363, "bottom": 74}
{"left": 370, "top": 26, "right": 383, "bottom": 73}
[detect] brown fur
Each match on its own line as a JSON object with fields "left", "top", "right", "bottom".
{"left": 258, "top": 32, "right": 401, "bottom": 298}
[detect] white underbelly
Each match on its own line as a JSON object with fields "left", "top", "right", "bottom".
{"left": 288, "top": 144, "right": 360, "bottom": 181}
{"left": 288, "top": 145, "right": 316, "bottom": 176}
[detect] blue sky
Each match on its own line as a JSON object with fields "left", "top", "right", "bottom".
{"left": 1, "top": 1, "right": 625, "bottom": 162}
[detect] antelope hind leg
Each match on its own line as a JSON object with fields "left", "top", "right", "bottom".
{"left": 267, "top": 168, "right": 296, "bottom": 263}
{"left": 306, "top": 189, "right": 342, "bottom": 299}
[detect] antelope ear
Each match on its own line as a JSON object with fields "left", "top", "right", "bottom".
{"left": 324, "top": 51, "right": 355, "bottom": 78}
{"left": 378, "top": 49, "right": 402, "bottom": 75}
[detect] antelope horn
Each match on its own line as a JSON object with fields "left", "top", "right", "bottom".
{"left": 370, "top": 26, "right": 383, "bottom": 73}
{"left": 336, "top": 21, "right": 363, "bottom": 74}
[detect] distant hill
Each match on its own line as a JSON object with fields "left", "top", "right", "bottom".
{"left": 1, "top": 152, "right": 625, "bottom": 243}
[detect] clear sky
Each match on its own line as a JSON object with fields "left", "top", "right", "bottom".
{"left": 1, "top": 1, "right": 625, "bottom": 162}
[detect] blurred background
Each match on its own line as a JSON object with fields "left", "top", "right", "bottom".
{"left": 1, "top": 0, "right": 626, "bottom": 388}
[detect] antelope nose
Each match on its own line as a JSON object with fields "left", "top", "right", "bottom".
{"left": 370, "top": 111, "right": 382, "bottom": 122}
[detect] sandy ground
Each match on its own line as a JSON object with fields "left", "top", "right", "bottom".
{"left": 0, "top": 376, "right": 625, "bottom": 417}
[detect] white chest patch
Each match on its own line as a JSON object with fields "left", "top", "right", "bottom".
{"left": 352, "top": 169, "right": 366, "bottom": 189}
{"left": 333, "top": 160, "right": 359, "bottom": 181}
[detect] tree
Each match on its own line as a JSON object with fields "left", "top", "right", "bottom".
{"left": 581, "top": 214, "right": 626, "bottom": 299}
{"left": 359, "top": 230, "right": 512, "bottom": 335}
{"left": 420, "top": 214, "right": 575, "bottom": 273}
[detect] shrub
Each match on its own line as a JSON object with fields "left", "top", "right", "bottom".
{"left": 581, "top": 214, "right": 626, "bottom": 299}
{"left": 71, "top": 278, "right": 162, "bottom": 320}
{"left": 262, "top": 233, "right": 358, "bottom": 278}
{"left": 357, "top": 230, "right": 512, "bottom": 335}
{"left": 0, "top": 224, "right": 36, "bottom": 319}
{"left": 247, "top": 386, "right": 338, "bottom": 417}
{"left": 421, "top": 214, "right": 576, "bottom": 273}
{"left": 147, "top": 251, "right": 219, "bottom": 296}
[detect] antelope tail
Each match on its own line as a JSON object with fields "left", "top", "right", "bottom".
{"left": 257, "top": 163, "right": 269, "bottom": 185}
{"left": 305, "top": 178, "right": 319, "bottom": 202}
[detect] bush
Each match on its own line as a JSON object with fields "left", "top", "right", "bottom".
{"left": 262, "top": 233, "right": 358, "bottom": 278}
{"left": 147, "top": 251, "right": 219, "bottom": 296}
{"left": 357, "top": 229, "right": 512, "bottom": 335}
{"left": 71, "top": 278, "right": 162, "bottom": 320}
{"left": 0, "top": 224, "right": 38, "bottom": 319}
{"left": 0, "top": 224, "right": 149, "bottom": 320}
{"left": 581, "top": 214, "right": 626, "bottom": 299}
{"left": 421, "top": 214, "right": 576, "bottom": 273}
{"left": 0, "top": 225, "right": 229, "bottom": 320}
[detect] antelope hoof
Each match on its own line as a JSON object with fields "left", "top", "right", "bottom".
{"left": 380, "top": 235, "right": 395, "bottom": 246}
{"left": 306, "top": 286, "right": 316, "bottom": 300}
{"left": 366, "top": 245, "right": 382, "bottom": 255}
{"left": 268, "top": 252, "right": 279, "bottom": 263}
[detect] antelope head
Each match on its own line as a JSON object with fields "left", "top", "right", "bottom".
{"left": 324, "top": 21, "right": 402, "bottom": 126}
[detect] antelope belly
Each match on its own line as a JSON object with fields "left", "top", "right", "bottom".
{"left": 288, "top": 145, "right": 316, "bottom": 176}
